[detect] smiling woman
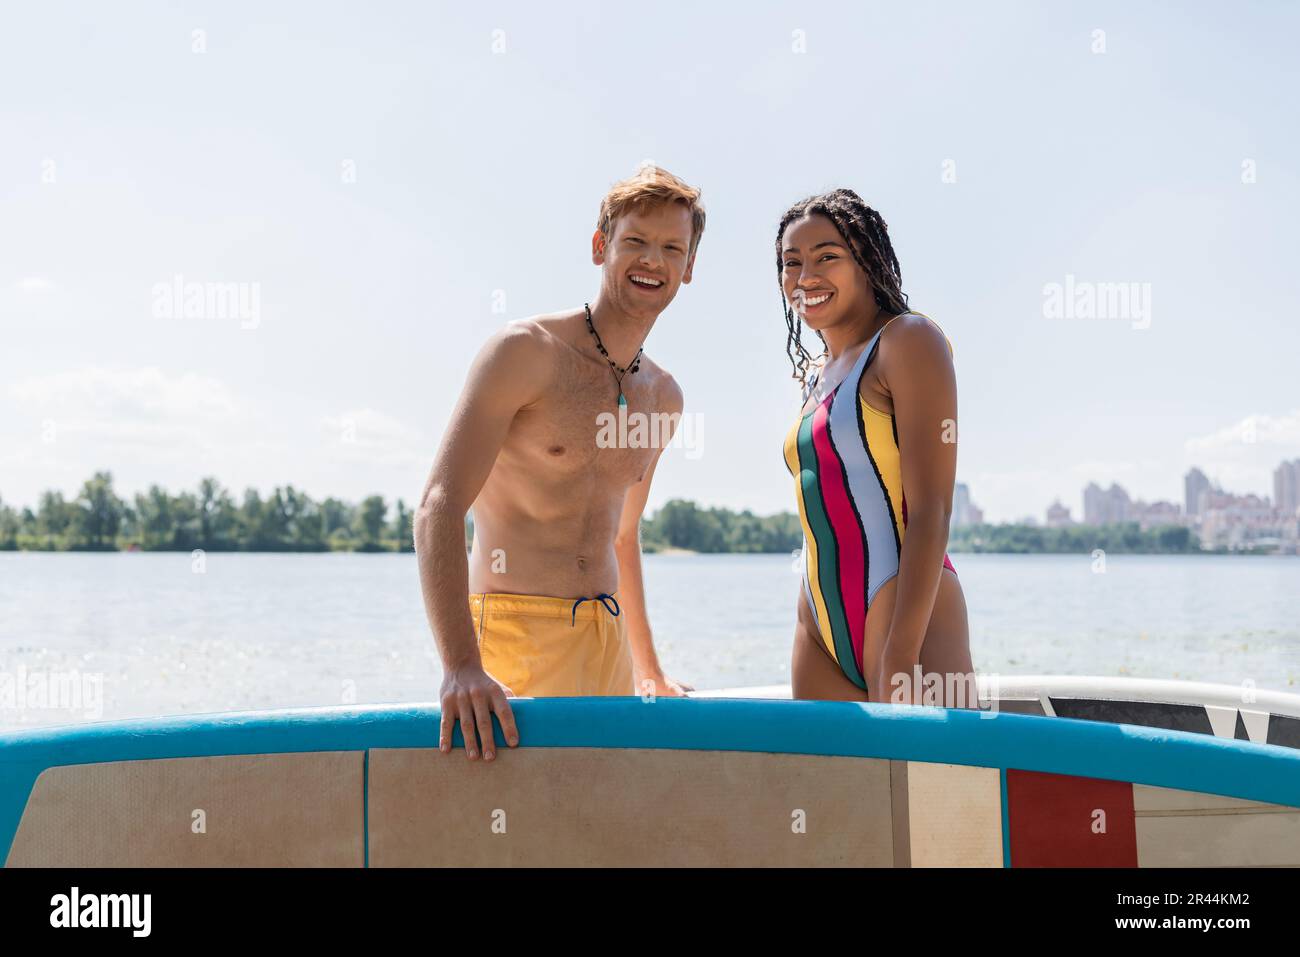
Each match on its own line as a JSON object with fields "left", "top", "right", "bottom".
{"left": 776, "top": 189, "right": 972, "bottom": 706}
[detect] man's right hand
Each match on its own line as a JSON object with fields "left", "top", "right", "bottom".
{"left": 439, "top": 665, "right": 520, "bottom": 760}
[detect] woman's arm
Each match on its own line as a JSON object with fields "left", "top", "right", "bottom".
{"left": 870, "top": 316, "right": 958, "bottom": 704}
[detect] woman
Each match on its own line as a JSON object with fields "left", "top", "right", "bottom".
{"left": 777, "top": 189, "right": 974, "bottom": 706}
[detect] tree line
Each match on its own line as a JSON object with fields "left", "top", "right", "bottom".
{"left": 0, "top": 472, "right": 416, "bottom": 552}
{"left": 640, "top": 502, "right": 1201, "bottom": 554}
{"left": 947, "top": 521, "right": 1198, "bottom": 554}
{"left": 639, "top": 499, "right": 802, "bottom": 553}
{"left": 0, "top": 473, "right": 1203, "bottom": 554}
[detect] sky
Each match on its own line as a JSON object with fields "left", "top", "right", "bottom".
{"left": 2, "top": 0, "right": 1298, "bottom": 523}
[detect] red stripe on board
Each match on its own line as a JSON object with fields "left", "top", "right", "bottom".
{"left": 1006, "top": 769, "right": 1137, "bottom": 867}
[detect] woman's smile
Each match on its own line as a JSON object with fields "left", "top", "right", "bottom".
{"left": 799, "top": 289, "right": 835, "bottom": 314}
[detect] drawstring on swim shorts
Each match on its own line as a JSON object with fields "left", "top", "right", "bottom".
{"left": 571, "top": 593, "right": 620, "bottom": 626}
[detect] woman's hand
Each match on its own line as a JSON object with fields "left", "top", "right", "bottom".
{"left": 871, "top": 644, "right": 921, "bottom": 705}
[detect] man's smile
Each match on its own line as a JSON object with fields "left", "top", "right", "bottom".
{"left": 629, "top": 272, "right": 665, "bottom": 290}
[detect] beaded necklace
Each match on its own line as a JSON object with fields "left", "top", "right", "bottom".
{"left": 584, "top": 302, "right": 642, "bottom": 408}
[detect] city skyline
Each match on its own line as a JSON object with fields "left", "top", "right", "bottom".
{"left": 950, "top": 456, "right": 1300, "bottom": 553}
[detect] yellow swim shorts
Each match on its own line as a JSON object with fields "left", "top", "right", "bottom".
{"left": 468, "top": 591, "right": 634, "bottom": 697}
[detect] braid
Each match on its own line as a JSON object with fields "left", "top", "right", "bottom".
{"left": 775, "top": 189, "right": 910, "bottom": 389}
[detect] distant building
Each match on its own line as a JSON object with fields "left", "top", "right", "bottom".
{"left": 1282, "top": 511, "right": 1300, "bottom": 555}
{"left": 952, "top": 483, "right": 970, "bottom": 525}
{"left": 1275, "top": 459, "right": 1300, "bottom": 517}
{"left": 1045, "top": 500, "right": 1073, "bottom": 527}
{"left": 1133, "top": 500, "right": 1182, "bottom": 530}
{"left": 1066, "top": 461, "right": 1300, "bottom": 552}
{"left": 1082, "top": 483, "right": 1103, "bottom": 524}
{"left": 951, "top": 482, "right": 984, "bottom": 528}
{"left": 1185, "top": 468, "right": 1211, "bottom": 518}
{"left": 1198, "top": 491, "right": 1279, "bottom": 551}
{"left": 1083, "top": 482, "right": 1131, "bottom": 525}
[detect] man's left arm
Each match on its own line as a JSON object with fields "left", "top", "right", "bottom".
{"left": 614, "top": 380, "right": 692, "bottom": 697}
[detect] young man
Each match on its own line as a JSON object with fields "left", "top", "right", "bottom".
{"left": 415, "top": 165, "right": 705, "bottom": 761}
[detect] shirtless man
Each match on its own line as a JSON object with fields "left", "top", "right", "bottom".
{"left": 414, "top": 166, "right": 704, "bottom": 760}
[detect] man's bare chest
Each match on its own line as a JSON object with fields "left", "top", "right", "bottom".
{"left": 508, "top": 365, "right": 666, "bottom": 485}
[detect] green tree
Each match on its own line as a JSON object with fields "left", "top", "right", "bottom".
{"left": 36, "top": 491, "right": 73, "bottom": 549}
{"left": 0, "top": 498, "right": 18, "bottom": 549}
{"left": 355, "top": 495, "right": 387, "bottom": 551}
{"left": 281, "top": 486, "right": 324, "bottom": 549}
{"left": 74, "top": 471, "right": 125, "bottom": 549}
{"left": 196, "top": 477, "right": 238, "bottom": 549}
{"left": 239, "top": 489, "right": 268, "bottom": 549}
{"left": 134, "top": 485, "right": 174, "bottom": 550}
{"left": 320, "top": 497, "right": 355, "bottom": 538}
{"left": 259, "top": 489, "right": 293, "bottom": 548}
{"left": 1157, "top": 524, "right": 1194, "bottom": 552}
{"left": 725, "top": 510, "right": 766, "bottom": 553}
{"left": 392, "top": 499, "right": 414, "bottom": 552}
{"left": 246, "top": 486, "right": 324, "bottom": 551}
{"left": 171, "top": 491, "right": 201, "bottom": 548}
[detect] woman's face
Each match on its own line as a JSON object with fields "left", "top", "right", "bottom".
{"left": 780, "top": 213, "right": 875, "bottom": 332}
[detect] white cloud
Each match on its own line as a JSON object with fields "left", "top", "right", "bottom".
{"left": 1185, "top": 409, "right": 1300, "bottom": 454}
{"left": 1178, "top": 410, "right": 1300, "bottom": 497}
{"left": 2, "top": 367, "right": 249, "bottom": 496}
{"left": 0, "top": 364, "right": 250, "bottom": 501}
{"left": 8, "top": 366, "right": 239, "bottom": 422}
{"left": 966, "top": 456, "right": 1177, "bottom": 523}
{"left": 0, "top": 369, "right": 434, "bottom": 507}
{"left": 319, "top": 408, "right": 429, "bottom": 468}
{"left": 15, "top": 277, "right": 55, "bottom": 292}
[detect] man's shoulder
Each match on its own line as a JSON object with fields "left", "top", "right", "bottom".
{"left": 498, "top": 310, "right": 591, "bottom": 354}
{"left": 638, "top": 355, "right": 684, "bottom": 412}
{"left": 495, "top": 315, "right": 551, "bottom": 347}
{"left": 468, "top": 318, "right": 564, "bottom": 399}
{"left": 481, "top": 316, "right": 563, "bottom": 363}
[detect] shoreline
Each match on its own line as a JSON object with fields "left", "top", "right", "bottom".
{"left": 1, "top": 545, "right": 1295, "bottom": 558}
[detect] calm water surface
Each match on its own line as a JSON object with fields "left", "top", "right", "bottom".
{"left": 1, "top": 551, "right": 1297, "bottom": 729}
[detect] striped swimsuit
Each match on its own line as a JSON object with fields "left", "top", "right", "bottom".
{"left": 782, "top": 313, "right": 957, "bottom": 691}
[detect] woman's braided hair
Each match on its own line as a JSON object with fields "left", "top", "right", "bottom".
{"left": 775, "top": 189, "right": 909, "bottom": 389}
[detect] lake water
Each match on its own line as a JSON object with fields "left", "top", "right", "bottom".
{"left": 2, "top": 551, "right": 1298, "bottom": 730}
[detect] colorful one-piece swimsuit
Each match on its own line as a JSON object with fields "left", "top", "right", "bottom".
{"left": 782, "top": 313, "right": 958, "bottom": 691}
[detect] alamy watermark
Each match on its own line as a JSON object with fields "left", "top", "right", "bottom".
{"left": 889, "top": 666, "right": 1001, "bottom": 716}
{"left": 50, "top": 887, "right": 150, "bottom": 937}
{"left": 595, "top": 407, "right": 704, "bottom": 459}
{"left": 151, "top": 274, "right": 261, "bottom": 330}
{"left": 0, "top": 666, "right": 104, "bottom": 720}
{"left": 1042, "top": 274, "right": 1151, "bottom": 330}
